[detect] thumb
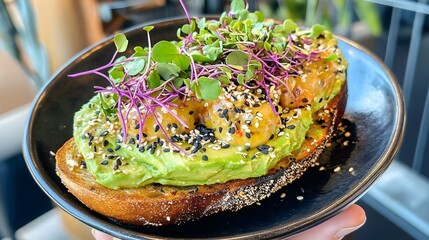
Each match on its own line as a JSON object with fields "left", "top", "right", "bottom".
{"left": 287, "top": 204, "right": 366, "bottom": 240}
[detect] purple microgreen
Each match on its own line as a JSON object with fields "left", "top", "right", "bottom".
{"left": 178, "top": 0, "right": 191, "bottom": 24}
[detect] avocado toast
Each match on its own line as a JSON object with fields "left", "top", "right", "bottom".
{"left": 56, "top": 0, "right": 348, "bottom": 226}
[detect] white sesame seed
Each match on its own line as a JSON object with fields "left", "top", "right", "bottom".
{"left": 297, "top": 196, "right": 304, "bottom": 201}
{"left": 348, "top": 167, "right": 354, "bottom": 172}
{"left": 334, "top": 166, "right": 341, "bottom": 172}
{"left": 280, "top": 193, "right": 286, "bottom": 198}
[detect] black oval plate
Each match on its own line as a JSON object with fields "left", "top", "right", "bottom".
{"left": 23, "top": 18, "right": 405, "bottom": 239}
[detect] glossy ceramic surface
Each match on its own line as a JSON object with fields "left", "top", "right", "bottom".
{"left": 23, "top": 18, "right": 405, "bottom": 239}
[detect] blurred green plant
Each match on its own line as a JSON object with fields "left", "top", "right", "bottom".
{"left": 259, "top": 0, "right": 382, "bottom": 37}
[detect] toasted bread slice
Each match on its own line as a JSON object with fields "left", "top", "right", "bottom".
{"left": 56, "top": 84, "right": 347, "bottom": 226}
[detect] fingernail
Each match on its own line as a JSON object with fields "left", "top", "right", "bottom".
{"left": 91, "top": 229, "right": 97, "bottom": 237}
{"left": 334, "top": 216, "right": 366, "bottom": 240}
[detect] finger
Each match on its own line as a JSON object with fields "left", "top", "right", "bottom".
{"left": 287, "top": 204, "right": 366, "bottom": 240}
{"left": 91, "top": 229, "right": 118, "bottom": 240}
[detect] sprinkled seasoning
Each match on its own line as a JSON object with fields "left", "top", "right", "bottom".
{"left": 245, "top": 132, "right": 251, "bottom": 139}
{"left": 100, "top": 131, "right": 109, "bottom": 137}
{"left": 228, "top": 127, "right": 236, "bottom": 134}
{"left": 202, "top": 155, "right": 208, "bottom": 161}
{"left": 257, "top": 145, "right": 270, "bottom": 154}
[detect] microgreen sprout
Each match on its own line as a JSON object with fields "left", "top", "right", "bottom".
{"left": 68, "top": 0, "right": 331, "bottom": 151}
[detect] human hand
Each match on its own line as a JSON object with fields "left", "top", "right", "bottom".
{"left": 92, "top": 204, "right": 366, "bottom": 240}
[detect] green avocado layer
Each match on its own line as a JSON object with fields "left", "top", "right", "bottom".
{"left": 73, "top": 76, "right": 345, "bottom": 189}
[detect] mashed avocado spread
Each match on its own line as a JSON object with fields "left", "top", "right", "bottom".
{"left": 70, "top": 2, "right": 347, "bottom": 189}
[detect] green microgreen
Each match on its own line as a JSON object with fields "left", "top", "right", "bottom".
{"left": 114, "top": 33, "right": 128, "bottom": 53}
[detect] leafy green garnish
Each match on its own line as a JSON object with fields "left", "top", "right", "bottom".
{"left": 230, "top": 0, "right": 245, "bottom": 14}
{"left": 152, "top": 41, "right": 191, "bottom": 70}
{"left": 69, "top": 0, "right": 336, "bottom": 149}
{"left": 194, "top": 77, "right": 221, "bottom": 100}
{"left": 226, "top": 51, "right": 248, "bottom": 71}
{"left": 155, "top": 62, "right": 181, "bottom": 80}
{"left": 114, "top": 33, "right": 128, "bottom": 53}
{"left": 124, "top": 57, "right": 145, "bottom": 76}
{"left": 325, "top": 54, "right": 339, "bottom": 61}
{"left": 309, "top": 24, "right": 326, "bottom": 37}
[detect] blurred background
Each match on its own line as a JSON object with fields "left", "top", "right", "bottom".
{"left": 1, "top": 0, "right": 429, "bottom": 239}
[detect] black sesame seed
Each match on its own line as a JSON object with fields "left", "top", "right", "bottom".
{"left": 269, "top": 134, "right": 274, "bottom": 140}
{"left": 81, "top": 134, "right": 87, "bottom": 139}
{"left": 302, "top": 98, "right": 308, "bottom": 103}
{"left": 189, "top": 111, "right": 194, "bottom": 115}
{"left": 167, "top": 123, "right": 171, "bottom": 130}
{"left": 257, "top": 145, "right": 270, "bottom": 154}
{"left": 115, "top": 145, "right": 121, "bottom": 151}
{"left": 172, "top": 123, "right": 178, "bottom": 129}
{"left": 103, "top": 140, "right": 109, "bottom": 146}
{"left": 287, "top": 125, "right": 296, "bottom": 129}
{"left": 129, "top": 138, "right": 136, "bottom": 145}
{"left": 139, "top": 146, "right": 145, "bottom": 152}
{"left": 100, "top": 131, "right": 109, "bottom": 137}
{"left": 150, "top": 147, "right": 156, "bottom": 154}
{"left": 93, "top": 146, "right": 97, "bottom": 152}
{"left": 251, "top": 155, "right": 256, "bottom": 160}
{"left": 142, "top": 133, "right": 148, "bottom": 137}
{"left": 100, "top": 160, "right": 108, "bottom": 165}
{"left": 88, "top": 135, "right": 94, "bottom": 142}
{"left": 185, "top": 146, "right": 191, "bottom": 151}
{"left": 173, "top": 149, "right": 180, "bottom": 153}
{"left": 135, "top": 123, "right": 140, "bottom": 129}
{"left": 107, "top": 148, "right": 114, "bottom": 152}
{"left": 191, "top": 146, "right": 201, "bottom": 154}
{"left": 219, "top": 127, "right": 223, "bottom": 133}
{"left": 154, "top": 124, "right": 160, "bottom": 132}
{"left": 163, "top": 148, "right": 170, "bottom": 152}
{"left": 146, "top": 144, "right": 153, "bottom": 150}
{"left": 221, "top": 143, "right": 230, "bottom": 148}
{"left": 202, "top": 155, "right": 208, "bottom": 161}
{"left": 107, "top": 155, "right": 115, "bottom": 159}
{"left": 245, "top": 132, "right": 251, "bottom": 139}
{"left": 228, "top": 127, "right": 236, "bottom": 134}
